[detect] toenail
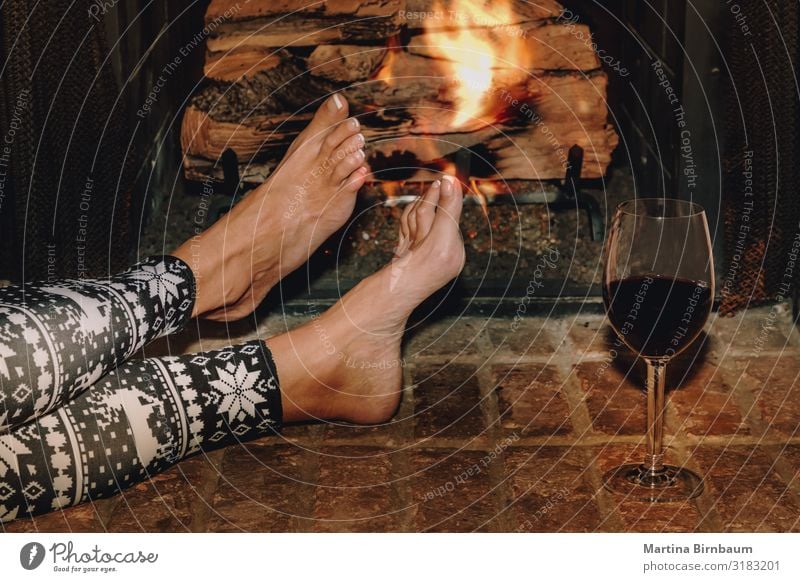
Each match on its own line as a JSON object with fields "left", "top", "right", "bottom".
{"left": 357, "top": 133, "right": 365, "bottom": 145}
{"left": 349, "top": 117, "right": 359, "bottom": 129}
{"left": 433, "top": 180, "right": 441, "bottom": 188}
{"left": 441, "top": 175, "right": 454, "bottom": 194}
{"left": 330, "top": 94, "right": 344, "bottom": 112}
{"left": 357, "top": 149, "right": 365, "bottom": 160}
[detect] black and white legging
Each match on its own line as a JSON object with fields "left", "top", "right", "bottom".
{"left": 0, "top": 256, "right": 282, "bottom": 523}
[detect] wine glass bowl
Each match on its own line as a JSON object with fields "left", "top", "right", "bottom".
{"left": 602, "top": 198, "right": 714, "bottom": 502}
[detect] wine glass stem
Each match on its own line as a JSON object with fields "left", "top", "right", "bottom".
{"left": 644, "top": 359, "right": 667, "bottom": 473}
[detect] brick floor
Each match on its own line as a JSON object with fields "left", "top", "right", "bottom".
{"left": 4, "top": 305, "right": 800, "bottom": 532}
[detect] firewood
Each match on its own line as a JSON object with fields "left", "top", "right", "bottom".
{"left": 206, "top": 9, "right": 402, "bottom": 52}
{"left": 206, "top": 0, "right": 405, "bottom": 23}
{"left": 402, "top": 0, "right": 562, "bottom": 27}
{"left": 205, "top": 0, "right": 561, "bottom": 26}
{"left": 204, "top": 49, "right": 281, "bottom": 81}
{"left": 406, "top": 24, "right": 600, "bottom": 71}
{"left": 204, "top": 0, "right": 565, "bottom": 49}
{"left": 185, "top": 0, "right": 619, "bottom": 186}
{"left": 188, "top": 51, "right": 610, "bottom": 134}
{"left": 181, "top": 100, "right": 618, "bottom": 181}
{"left": 307, "top": 45, "right": 387, "bottom": 82}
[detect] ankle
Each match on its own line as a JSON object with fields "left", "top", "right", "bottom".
{"left": 172, "top": 237, "right": 219, "bottom": 317}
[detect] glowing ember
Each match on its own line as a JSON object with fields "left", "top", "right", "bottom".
{"left": 381, "top": 180, "right": 402, "bottom": 199}
{"left": 469, "top": 178, "right": 489, "bottom": 216}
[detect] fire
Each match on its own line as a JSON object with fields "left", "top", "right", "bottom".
{"left": 429, "top": 3, "right": 494, "bottom": 127}
{"left": 373, "top": 1, "right": 527, "bottom": 129}
{"left": 424, "top": 0, "right": 523, "bottom": 128}
{"left": 469, "top": 178, "right": 489, "bottom": 216}
{"left": 375, "top": 36, "right": 401, "bottom": 87}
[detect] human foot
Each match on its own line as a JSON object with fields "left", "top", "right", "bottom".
{"left": 267, "top": 176, "right": 465, "bottom": 424}
{"left": 173, "top": 93, "right": 369, "bottom": 320}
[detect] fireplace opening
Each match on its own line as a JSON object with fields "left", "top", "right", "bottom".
{"left": 172, "top": 0, "right": 628, "bottom": 308}
{"left": 3, "top": 1, "right": 797, "bottom": 318}
{"left": 167, "top": 0, "right": 797, "bottom": 315}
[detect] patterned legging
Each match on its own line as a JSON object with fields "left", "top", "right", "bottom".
{"left": 0, "top": 256, "right": 282, "bottom": 523}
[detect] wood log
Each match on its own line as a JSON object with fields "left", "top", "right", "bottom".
{"left": 202, "top": 0, "right": 569, "bottom": 79}
{"left": 190, "top": 50, "right": 610, "bottom": 133}
{"left": 185, "top": 0, "right": 619, "bottom": 185}
{"left": 279, "top": 22, "right": 599, "bottom": 85}
{"left": 406, "top": 23, "right": 600, "bottom": 71}
{"left": 204, "top": 48, "right": 281, "bottom": 81}
{"left": 307, "top": 45, "right": 387, "bottom": 82}
{"left": 206, "top": 11, "right": 402, "bottom": 52}
{"left": 192, "top": 48, "right": 608, "bottom": 116}
{"left": 204, "top": 0, "right": 566, "bottom": 49}
{"left": 205, "top": 0, "right": 562, "bottom": 26}
{"left": 206, "top": 0, "right": 405, "bottom": 23}
{"left": 402, "top": 0, "right": 562, "bottom": 27}
{"left": 183, "top": 124, "right": 617, "bottom": 184}
{"left": 181, "top": 100, "right": 618, "bottom": 181}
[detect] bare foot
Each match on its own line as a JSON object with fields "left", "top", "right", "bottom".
{"left": 268, "top": 176, "right": 465, "bottom": 424}
{"left": 173, "top": 93, "right": 369, "bottom": 320}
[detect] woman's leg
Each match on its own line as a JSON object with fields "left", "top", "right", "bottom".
{"left": 0, "top": 94, "right": 366, "bottom": 433}
{"left": 0, "top": 255, "right": 195, "bottom": 433}
{"left": 0, "top": 178, "right": 464, "bottom": 523}
{"left": 0, "top": 341, "right": 280, "bottom": 522}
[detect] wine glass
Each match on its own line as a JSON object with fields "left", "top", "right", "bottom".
{"left": 601, "top": 198, "right": 714, "bottom": 502}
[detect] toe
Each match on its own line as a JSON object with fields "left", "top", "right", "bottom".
{"left": 312, "top": 93, "right": 350, "bottom": 133}
{"left": 321, "top": 117, "right": 361, "bottom": 157}
{"left": 399, "top": 199, "right": 414, "bottom": 243}
{"left": 332, "top": 131, "right": 366, "bottom": 169}
{"left": 415, "top": 180, "right": 441, "bottom": 238}
{"left": 429, "top": 175, "right": 465, "bottom": 269}
{"left": 332, "top": 149, "right": 366, "bottom": 183}
{"left": 435, "top": 175, "right": 464, "bottom": 226}
{"left": 407, "top": 197, "right": 420, "bottom": 241}
{"left": 340, "top": 165, "right": 369, "bottom": 192}
{"left": 287, "top": 93, "right": 350, "bottom": 155}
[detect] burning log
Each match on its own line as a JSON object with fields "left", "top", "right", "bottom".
{"left": 182, "top": 0, "right": 619, "bottom": 185}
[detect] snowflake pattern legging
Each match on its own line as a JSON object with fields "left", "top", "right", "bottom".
{"left": 0, "top": 256, "right": 282, "bottom": 523}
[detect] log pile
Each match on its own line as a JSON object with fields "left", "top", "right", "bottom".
{"left": 181, "top": 0, "right": 618, "bottom": 186}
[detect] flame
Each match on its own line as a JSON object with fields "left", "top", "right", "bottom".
{"left": 431, "top": 5, "right": 494, "bottom": 127}
{"left": 369, "top": 1, "right": 532, "bottom": 193}
{"left": 375, "top": 36, "right": 401, "bottom": 87}
{"left": 469, "top": 178, "right": 489, "bottom": 216}
{"left": 424, "top": 0, "right": 523, "bottom": 128}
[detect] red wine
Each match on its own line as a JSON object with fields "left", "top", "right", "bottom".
{"left": 603, "top": 275, "right": 712, "bottom": 359}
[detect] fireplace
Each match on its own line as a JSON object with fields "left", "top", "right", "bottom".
{"left": 164, "top": 0, "right": 799, "bottom": 314}
{"left": 2, "top": 0, "right": 800, "bottom": 538}
{"left": 2, "top": 0, "right": 797, "bottom": 317}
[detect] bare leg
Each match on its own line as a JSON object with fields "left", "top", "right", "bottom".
{"left": 268, "top": 176, "right": 465, "bottom": 423}
{"left": 0, "top": 178, "right": 463, "bottom": 523}
{"left": 174, "top": 93, "right": 369, "bottom": 321}
{"left": 0, "top": 95, "right": 365, "bottom": 435}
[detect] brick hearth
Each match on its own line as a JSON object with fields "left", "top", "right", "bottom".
{"left": 4, "top": 306, "right": 799, "bottom": 532}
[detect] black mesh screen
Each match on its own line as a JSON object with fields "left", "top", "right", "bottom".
{"left": 0, "top": 0, "right": 135, "bottom": 281}
{"left": 721, "top": 1, "right": 800, "bottom": 313}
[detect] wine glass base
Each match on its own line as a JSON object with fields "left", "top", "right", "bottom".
{"left": 603, "top": 463, "right": 703, "bottom": 502}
